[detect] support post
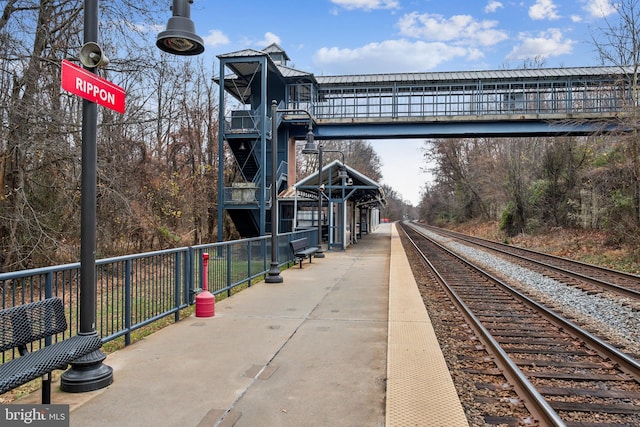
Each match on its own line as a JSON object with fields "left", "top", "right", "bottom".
{"left": 315, "top": 145, "right": 325, "bottom": 257}
{"left": 266, "top": 101, "right": 283, "bottom": 283}
{"left": 61, "top": 0, "right": 113, "bottom": 392}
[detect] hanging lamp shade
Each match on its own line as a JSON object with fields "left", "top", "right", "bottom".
{"left": 338, "top": 166, "right": 348, "bottom": 179}
{"left": 157, "top": 0, "right": 205, "bottom": 56}
{"left": 301, "top": 130, "right": 318, "bottom": 154}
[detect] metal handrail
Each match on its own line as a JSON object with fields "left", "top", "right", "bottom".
{"left": 0, "top": 230, "right": 318, "bottom": 350}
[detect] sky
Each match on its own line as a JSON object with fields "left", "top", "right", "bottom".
{"left": 187, "top": 0, "right": 619, "bottom": 205}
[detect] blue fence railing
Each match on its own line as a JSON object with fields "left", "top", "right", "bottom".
{"left": 0, "top": 229, "right": 318, "bottom": 353}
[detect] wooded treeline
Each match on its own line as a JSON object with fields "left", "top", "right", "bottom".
{"left": 0, "top": 2, "right": 386, "bottom": 272}
{"left": 417, "top": 1, "right": 640, "bottom": 255}
{"left": 418, "top": 131, "right": 639, "bottom": 253}
{"left": 0, "top": 1, "right": 218, "bottom": 271}
{"left": 5, "top": 1, "right": 638, "bottom": 271}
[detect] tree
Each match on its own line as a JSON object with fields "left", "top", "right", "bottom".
{"left": 380, "top": 185, "right": 410, "bottom": 221}
{"left": 0, "top": 1, "right": 222, "bottom": 269}
{"left": 590, "top": 0, "right": 640, "bottom": 248}
{"left": 531, "top": 137, "right": 588, "bottom": 227}
{"left": 419, "top": 134, "right": 591, "bottom": 236}
{"left": 422, "top": 138, "right": 495, "bottom": 223}
{"left": 0, "top": 1, "right": 83, "bottom": 269}
{"left": 339, "top": 139, "right": 383, "bottom": 182}
{"left": 296, "top": 139, "right": 382, "bottom": 182}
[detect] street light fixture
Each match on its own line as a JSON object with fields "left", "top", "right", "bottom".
{"left": 266, "top": 101, "right": 316, "bottom": 283}
{"left": 157, "top": 0, "right": 205, "bottom": 56}
{"left": 61, "top": 0, "right": 115, "bottom": 393}
{"left": 324, "top": 150, "right": 348, "bottom": 180}
{"left": 62, "top": 0, "right": 206, "bottom": 394}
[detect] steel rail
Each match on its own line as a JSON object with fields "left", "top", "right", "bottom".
{"left": 401, "top": 222, "right": 640, "bottom": 426}
{"left": 400, "top": 225, "right": 566, "bottom": 427}
{"left": 403, "top": 222, "right": 640, "bottom": 378}
{"left": 417, "top": 222, "right": 640, "bottom": 300}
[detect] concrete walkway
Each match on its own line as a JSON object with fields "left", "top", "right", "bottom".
{"left": 42, "top": 225, "right": 391, "bottom": 427}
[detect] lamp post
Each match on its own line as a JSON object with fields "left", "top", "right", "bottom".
{"left": 61, "top": 0, "right": 204, "bottom": 393}
{"left": 60, "top": 0, "right": 113, "bottom": 394}
{"left": 266, "top": 101, "right": 316, "bottom": 283}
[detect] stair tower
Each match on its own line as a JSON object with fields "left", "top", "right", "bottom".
{"left": 216, "top": 44, "right": 318, "bottom": 239}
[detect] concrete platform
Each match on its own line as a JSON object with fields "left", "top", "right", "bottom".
{"left": 15, "top": 223, "right": 467, "bottom": 426}
{"left": 386, "top": 224, "right": 468, "bottom": 427}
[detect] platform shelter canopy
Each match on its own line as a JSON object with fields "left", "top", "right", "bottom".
{"left": 292, "top": 160, "right": 385, "bottom": 207}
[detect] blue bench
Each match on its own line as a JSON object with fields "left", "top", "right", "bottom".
{"left": 289, "top": 237, "right": 319, "bottom": 268}
{"left": 0, "top": 298, "right": 104, "bottom": 403}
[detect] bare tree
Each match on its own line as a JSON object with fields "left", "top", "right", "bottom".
{"left": 296, "top": 139, "right": 382, "bottom": 182}
{"left": 0, "top": 1, "right": 221, "bottom": 269}
{"left": 590, "top": 0, "right": 640, "bottom": 248}
{"left": 0, "top": 1, "right": 83, "bottom": 269}
{"left": 423, "top": 138, "right": 494, "bottom": 222}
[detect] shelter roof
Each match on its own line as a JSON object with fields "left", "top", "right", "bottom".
{"left": 262, "top": 43, "right": 290, "bottom": 63}
{"left": 216, "top": 48, "right": 315, "bottom": 104}
{"left": 290, "top": 160, "right": 385, "bottom": 208}
{"left": 314, "top": 65, "right": 632, "bottom": 87}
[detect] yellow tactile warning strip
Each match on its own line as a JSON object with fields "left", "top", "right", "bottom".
{"left": 386, "top": 224, "right": 469, "bottom": 427}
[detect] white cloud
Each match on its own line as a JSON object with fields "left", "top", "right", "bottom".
{"left": 507, "top": 28, "right": 574, "bottom": 61}
{"left": 239, "top": 32, "right": 282, "bottom": 50}
{"left": 529, "top": 0, "right": 560, "bottom": 20}
{"left": 312, "top": 11, "right": 509, "bottom": 74}
{"left": 583, "top": 0, "right": 617, "bottom": 18}
{"left": 397, "top": 12, "right": 509, "bottom": 46}
{"left": 313, "top": 39, "right": 478, "bottom": 74}
{"left": 256, "top": 32, "right": 281, "bottom": 48}
{"left": 330, "top": 0, "right": 399, "bottom": 11}
{"left": 203, "top": 30, "right": 229, "bottom": 47}
{"left": 484, "top": 1, "right": 504, "bottom": 13}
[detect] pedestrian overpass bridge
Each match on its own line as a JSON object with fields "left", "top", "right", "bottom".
{"left": 286, "top": 66, "right": 627, "bottom": 139}
{"left": 220, "top": 45, "right": 631, "bottom": 140}
{"left": 216, "top": 44, "right": 632, "bottom": 238}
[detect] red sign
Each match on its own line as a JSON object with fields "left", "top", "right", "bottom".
{"left": 61, "top": 59, "right": 125, "bottom": 114}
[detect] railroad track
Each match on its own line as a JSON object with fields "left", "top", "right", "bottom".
{"left": 399, "top": 222, "right": 640, "bottom": 427}
{"left": 416, "top": 222, "right": 640, "bottom": 301}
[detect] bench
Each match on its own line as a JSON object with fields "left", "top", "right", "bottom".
{"left": 289, "top": 237, "right": 319, "bottom": 268}
{"left": 0, "top": 298, "right": 104, "bottom": 403}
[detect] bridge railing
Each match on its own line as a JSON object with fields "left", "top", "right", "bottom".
{"left": 287, "top": 78, "right": 629, "bottom": 121}
{"left": 0, "top": 230, "right": 318, "bottom": 351}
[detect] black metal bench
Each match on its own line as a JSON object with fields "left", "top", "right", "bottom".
{"left": 289, "top": 237, "right": 319, "bottom": 268}
{"left": 0, "top": 298, "right": 104, "bottom": 403}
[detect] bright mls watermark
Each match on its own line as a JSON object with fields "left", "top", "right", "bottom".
{"left": 1, "top": 405, "right": 69, "bottom": 426}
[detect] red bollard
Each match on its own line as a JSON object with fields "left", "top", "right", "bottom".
{"left": 195, "top": 253, "right": 215, "bottom": 318}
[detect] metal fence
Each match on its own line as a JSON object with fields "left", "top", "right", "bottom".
{"left": 0, "top": 229, "right": 318, "bottom": 355}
